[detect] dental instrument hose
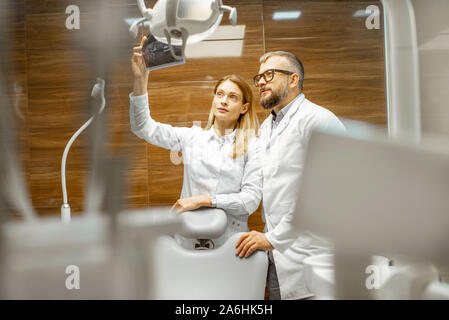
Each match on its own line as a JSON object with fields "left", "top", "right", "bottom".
{"left": 60, "top": 78, "right": 105, "bottom": 223}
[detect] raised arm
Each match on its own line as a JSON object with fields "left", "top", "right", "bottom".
{"left": 130, "top": 36, "right": 193, "bottom": 151}
{"left": 132, "top": 36, "right": 150, "bottom": 96}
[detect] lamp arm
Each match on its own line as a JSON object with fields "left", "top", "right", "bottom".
{"left": 136, "top": 0, "right": 153, "bottom": 20}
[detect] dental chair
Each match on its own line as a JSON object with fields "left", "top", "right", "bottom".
{"left": 148, "top": 208, "right": 268, "bottom": 300}
{"left": 0, "top": 208, "right": 268, "bottom": 299}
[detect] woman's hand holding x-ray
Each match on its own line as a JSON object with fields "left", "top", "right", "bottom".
{"left": 171, "top": 195, "right": 212, "bottom": 214}
{"left": 131, "top": 36, "right": 150, "bottom": 96}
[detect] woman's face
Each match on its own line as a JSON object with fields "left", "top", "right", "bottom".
{"left": 212, "top": 80, "right": 249, "bottom": 126}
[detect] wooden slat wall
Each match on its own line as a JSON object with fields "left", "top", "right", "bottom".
{"left": 4, "top": 0, "right": 386, "bottom": 231}
{"left": 2, "top": 0, "right": 30, "bottom": 219}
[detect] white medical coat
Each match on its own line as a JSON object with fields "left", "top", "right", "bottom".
{"left": 129, "top": 93, "right": 262, "bottom": 247}
{"left": 259, "top": 93, "right": 345, "bottom": 299}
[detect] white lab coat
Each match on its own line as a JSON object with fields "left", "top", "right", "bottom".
{"left": 259, "top": 93, "right": 345, "bottom": 299}
{"left": 129, "top": 93, "right": 262, "bottom": 248}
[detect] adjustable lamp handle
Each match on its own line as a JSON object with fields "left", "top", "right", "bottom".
{"left": 136, "top": 0, "right": 153, "bottom": 20}
{"left": 220, "top": 5, "right": 237, "bottom": 25}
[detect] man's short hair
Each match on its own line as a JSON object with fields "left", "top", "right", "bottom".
{"left": 259, "top": 51, "right": 305, "bottom": 90}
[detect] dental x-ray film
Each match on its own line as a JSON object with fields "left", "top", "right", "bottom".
{"left": 142, "top": 33, "right": 185, "bottom": 71}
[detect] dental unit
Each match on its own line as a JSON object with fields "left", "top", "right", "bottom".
{"left": 1, "top": 0, "right": 449, "bottom": 300}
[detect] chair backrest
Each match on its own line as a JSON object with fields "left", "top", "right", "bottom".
{"left": 149, "top": 232, "right": 268, "bottom": 299}
{"left": 177, "top": 208, "right": 228, "bottom": 239}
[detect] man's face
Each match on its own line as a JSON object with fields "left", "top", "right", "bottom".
{"left": 257, "top": 56, "right": 291, "bottom": 110}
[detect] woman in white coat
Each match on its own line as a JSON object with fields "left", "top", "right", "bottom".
{"left": 129, "top": 37, "right": 262, "bottom": 248}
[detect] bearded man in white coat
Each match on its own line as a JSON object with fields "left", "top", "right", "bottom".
{"left": 235, "top": 51, "right": 345, "bottom": 300}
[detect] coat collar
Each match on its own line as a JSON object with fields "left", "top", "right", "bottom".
{"left": 259, "top": 93, "right": 306, "bottom": 141}
{"left": 262, "top": 113, "right": 274, "bottom": 139}
{"left": 273, "top": 93, "right": 305, "bottom": 136}
{"left": 205, "top": 125, "right": 237, "bottom": 143}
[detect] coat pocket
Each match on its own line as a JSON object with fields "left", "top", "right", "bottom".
{"left": 268, "top": 201, "right": 293, "bottom": 227}
{"left": 278, "top": 201, "right": 293, "bottom": 216}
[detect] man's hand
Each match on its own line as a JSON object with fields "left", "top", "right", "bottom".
{"left": 235, "top": 231, "right": 274, "bottom": 258}
{"left": 171, "top": 195, "right": 212, "bottom": 214}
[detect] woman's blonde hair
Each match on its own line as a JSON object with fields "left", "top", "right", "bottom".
{"left": 204, "top": 74, "right": 259, "bottom": 158}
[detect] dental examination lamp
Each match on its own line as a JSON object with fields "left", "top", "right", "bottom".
{"left": 130, "top": 0, "right": 237, "bottom": 60}
{"left": 60, "top": 78, "right": 106, "bottom": 223}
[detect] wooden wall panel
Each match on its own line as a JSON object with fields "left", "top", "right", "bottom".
{"left": 265, "top": 37, "right": 384, "bottom": 78}
{"left": 23, "top": 0, "right": 148, "bottom": 215}
{"left": 146, "top": 83, "right": 216, "bottom": 123}
{"left": 147, "top": 81, "right": 269, "bottom": 121}
{"left": 3, "top": 0, "right": 386, "bottom": 236}
{"left": 304, "top": 77, "right": 386, "bottom": 124}
{"left": 25, "top": 0, "right": 137, "bottom": 14}
{"left": 2, "top": 0, "right": 30, "bottom": 218}
{"left": 263, "top": 0, "right": 386, "bottom": 126}
{"left": 27, "top": 49, "right": 91, "bottom": 89}
{"left": 263, "top": 1, "right": 383, "bottom": 40}
{"left": 26, "top": 10, "right": 139, "bottom": 50}
{"left": 148, "top": 165, "right": 183, "bottom": 205}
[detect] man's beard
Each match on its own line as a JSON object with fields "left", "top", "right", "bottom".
{"left": 260, "top": 82, "right": 289, "bottom": 110}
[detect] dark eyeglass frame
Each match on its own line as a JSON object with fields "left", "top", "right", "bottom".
{"left": 253, "top": 69, "right": 294, "bottom": 87}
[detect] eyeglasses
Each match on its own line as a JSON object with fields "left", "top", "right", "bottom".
{"left": 253, "top": 69, "right": 294, "bottom": 87}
